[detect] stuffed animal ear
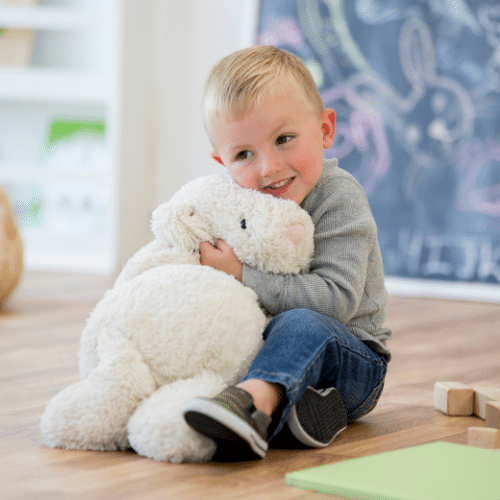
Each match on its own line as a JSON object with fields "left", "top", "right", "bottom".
{"left": 151, "top": 202, "right": 212, "bottom": 252}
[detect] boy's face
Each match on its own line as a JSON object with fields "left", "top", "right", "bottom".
{"left": 210, "top": 86, "right": 336, "bottom": 205}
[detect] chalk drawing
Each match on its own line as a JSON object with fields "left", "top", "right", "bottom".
{"left": 389, "top": 228, "right": 500, "bottom": 282}
{"left": 322, "top": 85, "right": 391, "bottom": 195}
{"left": 478, "top": 3, "right": 500, "bottom": 91}
{"left": 258, "top": 0, "right": 500, "bottom": 285}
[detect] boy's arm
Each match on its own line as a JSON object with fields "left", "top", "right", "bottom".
{"left": 243, "top": 180, "right": 378, "bottom": 324}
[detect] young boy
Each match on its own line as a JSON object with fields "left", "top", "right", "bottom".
{"left": 183, "top": 45, "right": 392, "bottom": 460}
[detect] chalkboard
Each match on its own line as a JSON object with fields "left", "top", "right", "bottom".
{"left": 257, "top": 1, "right": 500, "bottom": 291}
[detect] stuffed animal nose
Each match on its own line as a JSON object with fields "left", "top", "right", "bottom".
{"left": 285, "top": 224, "right": 306, "bottom": 246}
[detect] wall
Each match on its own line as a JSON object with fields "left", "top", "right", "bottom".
{"left": 151, "top": 0, "right": 259, "bottom": 207}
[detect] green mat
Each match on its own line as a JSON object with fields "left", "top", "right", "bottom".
{"left": 286, "top": 442, "right": 500, "bottom": 500}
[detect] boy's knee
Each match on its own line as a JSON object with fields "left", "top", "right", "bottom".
{"left": 280, "top": 308, "right": 319, "bottom": 321}
{"left": 265, "top": 308, "right": 341, "bottom": 341}
{"left": 274, "top": 308, "right": 343, "bottom": 329}
{"left": 268, "top": 308, "right": 317, "bottom": 330}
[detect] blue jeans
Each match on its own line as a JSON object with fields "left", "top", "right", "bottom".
{"left": 240, "top": 309, "right": 388, "bottom": 441}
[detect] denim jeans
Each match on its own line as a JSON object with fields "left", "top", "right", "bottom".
{"left": 240, "top": 308, "right": 388, "bottom": 441}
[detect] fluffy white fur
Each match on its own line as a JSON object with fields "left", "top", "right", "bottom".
{"left": 40, "top": 173, "right": 314, "bottom": 463}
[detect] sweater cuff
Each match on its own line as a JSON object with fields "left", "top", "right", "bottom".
{"left": 242, "top": 264, "right": 284, "bottom": 316}
{"left": 242, "top": 263, "right": 263, "bottom": 290}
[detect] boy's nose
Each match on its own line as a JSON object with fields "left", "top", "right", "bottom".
{"left": 259, "top": 151, "right": 284, "bottom": 177}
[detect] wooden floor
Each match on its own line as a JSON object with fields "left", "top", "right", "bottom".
{"left": 1, "top": 271, "right": 499, "bottom": 500}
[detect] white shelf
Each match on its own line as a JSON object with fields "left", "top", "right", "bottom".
{"left": 0, "top": 5, "right": 110, "bottom": 30}
{"left": 0, "top": 166, "right": 109, "bottom": 184}
{"left": 0, "top": 67, "right": 111, "bottom": 103}
{"left": 21, "top": 226, "right": 115, "bottom": 273}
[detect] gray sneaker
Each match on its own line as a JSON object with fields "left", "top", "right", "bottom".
{"left": 286, "top": 386, "right": 347, "bottom": 448}
{"left": 183, "top": 386, "right": 271, "bottom": 460}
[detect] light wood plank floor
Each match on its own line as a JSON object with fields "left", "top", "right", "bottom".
{"left": 1, "top": 271, "right": 499, "bottom": 500}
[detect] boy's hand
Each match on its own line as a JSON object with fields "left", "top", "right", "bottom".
{"left": 199, "top": 240, "right": 243, "bottom": 282}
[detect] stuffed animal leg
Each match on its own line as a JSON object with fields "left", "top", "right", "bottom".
{"left": 40, "top": 327, "right": 156, "bottom": 451}
{"left": 127, "top": 372, "right": 227, "bottom": 463}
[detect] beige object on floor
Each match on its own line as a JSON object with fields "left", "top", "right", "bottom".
{"left": 485, "top": 401, "right": 500, "bottom": 429}
{"left": 467, "top": 427, "right": 500, "bottom": 449}
{"left": 434, "top": 381, "right": 474, "bottom": 416}
{"left": 0, "top": 187, "right": 23, "bottom": 305}
{"left": 473, "top": 387, "right": 500, "bottom": 420}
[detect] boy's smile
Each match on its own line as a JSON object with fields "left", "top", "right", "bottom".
{"left": 262, "top": 177, "right": 296, "bottom": 197}
{"left": 210, "top": 85, "right": 336, "bottom": 205}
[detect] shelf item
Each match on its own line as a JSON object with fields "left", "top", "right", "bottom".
{"left": 0, "top": 26, "right": 34, "bottom": 65}
{"left": 0, "top": 0, "right": 37, "bottom": 66}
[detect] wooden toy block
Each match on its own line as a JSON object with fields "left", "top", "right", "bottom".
{"left": 434, "top": 382, "right": 474, "bottom": 416}
{"left": 485, "top": 401, "right": 500, "bottom": 429}
{"left": 473, "top": 387, "right": 500, "bottom": 419}
{"left": 467, "top": 427, "right": 500, "bottom": 449}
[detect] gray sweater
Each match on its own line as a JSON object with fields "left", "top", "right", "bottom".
{"left": 243, "top": 158, "right": 392, "bottom": 360}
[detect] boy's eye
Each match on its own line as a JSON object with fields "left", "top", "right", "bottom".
{"left": 277, "top": 134, "right": 293, "bottom": 145}
{"left": 235, "top": 150, "right": 253, "bottom": 161}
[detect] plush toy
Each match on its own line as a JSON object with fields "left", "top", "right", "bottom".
{"left": 40, "top": 173, "right": 314, "bottom": 463}
{"left": 0, "top": 186, "right": 23, "bottom": 306}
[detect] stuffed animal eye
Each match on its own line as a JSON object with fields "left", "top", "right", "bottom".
{"left": 240, "top": 219, "right": 247, "bottom": 229}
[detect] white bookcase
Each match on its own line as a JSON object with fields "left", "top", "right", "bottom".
{"left": 0, "top": 0, "right": 155, "bottom": 273}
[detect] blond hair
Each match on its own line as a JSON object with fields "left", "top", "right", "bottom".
{"left": 203, "top": 45, "right": 324, "bottom": 143}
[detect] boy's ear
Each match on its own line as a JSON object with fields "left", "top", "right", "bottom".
{"left": 211, "top": 151, "right": 225, "bottom": 166}
{"left": 321, "top": 108, "right": 336, "bottom": 149}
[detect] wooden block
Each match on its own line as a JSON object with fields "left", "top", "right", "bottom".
{"left": 473, "top": 387, "right": 500, "bottom": 419}
{"left": 485, "top": 401, "right": 500, "bottom": 429}
{"left": 467, "top": 427, "right": 500, "bottom": 449}
{"left": 434, "top": 382, "right": 474, "bottom": 416}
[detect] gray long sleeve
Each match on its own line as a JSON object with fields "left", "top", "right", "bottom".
{"left": 242, "top": 159, "right": 392, "bottom": 360}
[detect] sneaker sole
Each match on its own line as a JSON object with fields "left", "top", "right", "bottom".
{"left": 287, "top": 387, "right": 347, "bottom": 448}
{"left": 183, "top": 398, "right": 268, "bottom": 459}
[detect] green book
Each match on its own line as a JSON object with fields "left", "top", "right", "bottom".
{"left": 286, "top": 442, "right": 500, "bottom": 500}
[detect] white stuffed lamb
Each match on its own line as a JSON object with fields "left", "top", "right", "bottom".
{"left": 40, "top": 172, "right": 314, "bottom": 463}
